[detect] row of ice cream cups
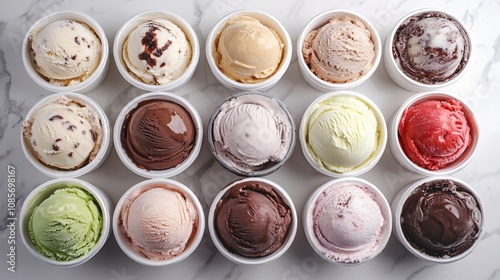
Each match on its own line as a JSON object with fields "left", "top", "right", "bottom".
{"left": 21, "top": 90, "right": 480, "bottom": 179}
{"left": 19, "top": 175, "right": 483, "bottom": 267}
{"left": 22, "top": 8, "right": 472, "bottom": 94}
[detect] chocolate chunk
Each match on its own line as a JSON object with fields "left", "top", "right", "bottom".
{"left": 68, "top": 152, "right": 73, "bottom": 157}
{"left": 74, "top": 143, "right": 80, "bottom": 148}
{"left": 90, "top": 129, "right": 97, "bottom": 142}
{"left": 68, "top": 125, "right": 77, "bottom": 131}
{"left": 49, "top": 115, "right": 63, "bottom": 121}
{"left": 71, "top": 55, "right": 77, "bottom": 60}
{"left": 160, "top": 62, "right": 166, "bottom": 67}
{"left": 55, "top": 138, "right": 62, "bottom": 142}
{"left": 75, "top": 37, "right": 80, "bottom": 45}
{"left": 53, "top": 144, "right": 59, "bottom": 151}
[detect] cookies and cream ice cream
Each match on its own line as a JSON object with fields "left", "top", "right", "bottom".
{"left": 29, "top": 19, "right": 102, "bottom": 86}
{"left": 392, "top": 11, "right": 470, "bottom": 84}
{"left": 123, "top": 19, "right": 192, "bottom": 85}
{"left": 214, "top": 15, "right": 284, "bottom": 83}
{"left": 302, "top": 16, "right": 375, "bottom": 83}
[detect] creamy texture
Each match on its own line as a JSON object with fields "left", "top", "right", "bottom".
{"left": 214, "top": 181, "right": 292, "bottom": 258}
{"left": 29, "top": 186, "right": 102, "bottom": 261}
{"left": 392, "top": 11, "right": 470, "bottom": 84}
{"left": 311, "top": 182, "right": 385, "bottom": 263}
{"left": 22, "top": 96, "right": 103, "bottom": 170}
{"left": 401, "top": 179, "right": 482, "bottom": 258}
{"left": 30, "top": 19, "right": 102, "bottom": 86}
{"left": 120, "top": 185, "right": 198, "bottom": 260}
{"left": 121, "top": 99, "right": 196, "bottom": 171}
{"left": 123, "top": 19, "right": 192, "bottom": 85}
{"left": 305, "top": 95, "right": 379, "bottom": 173}
{"left": 211, "top": 94, "right": 292, "bottom": 174}
{"left": 302, "top": 16, "right": 375, "bottom": 83}
{"left": 398, "top": 99, "right": 471, "bottom": 171}
{"left": 214, "top": 15, "right": 284, "bottom": 83}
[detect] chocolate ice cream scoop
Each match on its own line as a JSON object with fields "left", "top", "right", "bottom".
{"left": 120, "top": 99, "right": 195, "bottom": 170}
{"left": 392, "top": 11, "right": 470, "bottom": 84}
{"left": 214, "top": 180, "right": 292, "bottom": 258}
{"left": 401, "top": 179, "right": 482, "bottom": 258}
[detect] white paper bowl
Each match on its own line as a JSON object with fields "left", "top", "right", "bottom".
{"left": 113, "top": 178, "right": 205, "bottom": 266}
{"left": 389, "top": 91, "right": 479, "bottom": 176}
{"left": 208, "top": 177, "right": 297, "bottom": 265}
{"left": 297, "top": 10, "right": 381, "bottom": 92}
{"left": 21, "top": 92, "right": 111, "bottom": 178}
{"left": 22, "top": 11, "right": 110, "bottom": 94}
{"left": 19, "top": 178, "right": 112, "bottom": 267}
{"left": 113, "top": 92, "right": 203, "bottom": 178}
{"left": 206, "top": 10, "right": 292, "bottom": 92}
{"left": 114, "top": 10, "right": 200, "bottom": 92}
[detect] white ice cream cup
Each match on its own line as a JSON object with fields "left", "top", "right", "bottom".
{"left": 113, "top": 178, "right": 205, "bottom": 266}
{"left": 208, "top": 177, "right": 297, "bottom": 265}
{"left": 21, "top": 92, "right": 111, "bottom": 178}
{"left": 114, "top": 10, "right": 200, "bottom": 92}
{"left": 207, "top": 91, "right": 296, "bottom": 177}
{"left": 19, "top": 178, "right": 112, "bottom": 267}
{"left": 299, "top": 91, "right": 387, "bottom": 177}
{"left": 113, "top": 92, "right": 202, "bottom": 178}
{"left": 22, "top": 11, "right": 110, "bottom": 94}
{"left": 384, "top": 9, "right": 472, "bottom": 92}
{"left": 303, "top": 177, "right": 392, "bottom": 265}
{"left": 389, "top": 92, "right": 479, "bottom": 176}
{"left": 206, "top": 10, "right": 292, "bottom": 92}
{"left": 297, "top": 10, "right": 381, "bottom": 92}
{"left": 391, "top": 177, "right": 484, "bottom": 263}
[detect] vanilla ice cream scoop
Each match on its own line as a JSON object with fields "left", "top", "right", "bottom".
{"left": 22, "top": 96, "right": 103, "bottom": 170}
{"left": 123, "top": 19, "right": 192, "bottom": 85}
{"left": 215, "top": 15, "right": 284, "bottom": 83}
{"left": 305, "top": 95, "right": 379, "bottom": 173}
{"left": 30, "top": 19, "right": 102, "bottom": 86}
{"left": 120, "top": 186, "right": 197, "bottom": 260}
{"left": 302, "top": 16, "right": 375, "bottom": 83}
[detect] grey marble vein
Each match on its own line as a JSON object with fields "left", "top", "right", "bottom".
{"left": 0, "top": 22, "right": 13, "bottom": 141}
{"left": 223, "top": 264, "right": 241, "bottom": 280}
{"left": 406, "top": 264, "right": 434, "bottom": 280}
{"left": 487, "top": 267, "right": 500, "bottom": 280}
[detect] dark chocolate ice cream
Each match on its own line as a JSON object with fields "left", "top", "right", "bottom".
{"left": 401, "top": 179, "right": 482, "bottom": 258}
{"left": 392, "top": 11, "right": 470, "bottom": 84}
{"left": 121, "top": 99, "right": 196, "bottom": 170}
{"left": 214, "top": 180, "right": 292, "bottom": 258}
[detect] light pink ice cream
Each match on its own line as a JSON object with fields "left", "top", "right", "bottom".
{"left": 310, "top": 182, "right": 385, "bottom": 263}
{"left": 120, "top": 185, "right": 198, "bottom": 260}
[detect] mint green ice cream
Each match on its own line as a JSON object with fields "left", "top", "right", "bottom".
{"left": 29, "top": 186, "right": 102, "bottom": 261}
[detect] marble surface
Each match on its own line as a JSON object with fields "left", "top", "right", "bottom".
{"left": 1, "top": 0, "right": 500, "bottom": 279}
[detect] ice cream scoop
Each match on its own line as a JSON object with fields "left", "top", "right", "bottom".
{"left": 22, "top": 96, "right": 103, "bottom": 170}
{"left": 214, "top": 15, "right": 284, "bottom": 83}
{"left": 119, "top": 185, "right": 198, "bottom": 260}
{"left": 304, "top": 94, "right": 380, "bottom": 173}
{"left": 213, "top": 180, "right": 292, "bottom": 258}
{"left": 392, "top": 11, "right": 470, "bottom": 84}
{"left": 210, "top": 93, "right": 293, "bottom": 175}
{"left": 302, "top": 16, "right": 375, "bottom": 84}
{"left": 123, "top": 19, "right": 192, "bottom": 85}
{"left": 398, "top": 99, "right": 471, "bottom": 171}
{"left": 120, "top": 99, "right": 196, "bottom": 171}
{"left": 401, "top": 179, "right": 482, "bottom": 258}
{"left": 29, "top": 19, "right": 102, "bottom": 86}
{"left": 309, "top": 181, "right": 385, "bottom": 263}
{"left": 29, "top": 186, "right": 103, "bottom": 261}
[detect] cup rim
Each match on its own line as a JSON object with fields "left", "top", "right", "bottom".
{"left": 385, "top": 8, "right": 472, "bottom": 91}
{"left": 299, "top": 90, "right": 387, "bottom": 177}
{"left": 302, "top": 177, "right": 392, "bottom": 264}
{"left": 389, "top": 91, "right": 480, "bottom": 175}
{"left": 296, "top": 10, "right": 382, "bottom": 91}
{"left": 21, "top": 10, "right": 109, "bottom": 93}
{"left": 205, "top": 9, "right": 292, "bottom": 92}
{"left": 20, "top": 92, "right": 111, "bottom": 178}
{"left": 391, "top": 176, "right": 484, "bottom": 263}
{"left": 113, "top": 91, "right": 203, "bottom": 178}
{"left": 19, "top": 177, "right": 111, "bottom": 267}
{"left": 113, "top": 10, "right": 200, "bottom": 92}
{"left": 112, "top": 178, "right": 205, "bottom": 266}
{"left": 208, "top": 177, "right": 298, "bottom": 265}
{"left": 207, "top": 91, "right": 296, "bottom": 177}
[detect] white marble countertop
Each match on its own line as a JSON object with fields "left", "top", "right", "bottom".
{"left": 1, "top": 0, "right": 500, "bottom": 279}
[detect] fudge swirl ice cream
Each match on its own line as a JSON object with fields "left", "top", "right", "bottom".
{"left": 392, "top": 11, "right": 470, "bottom": 84}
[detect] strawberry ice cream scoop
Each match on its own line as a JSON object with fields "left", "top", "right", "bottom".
{"left": 398, "top": 99, "right": 471, "bottom": 171}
